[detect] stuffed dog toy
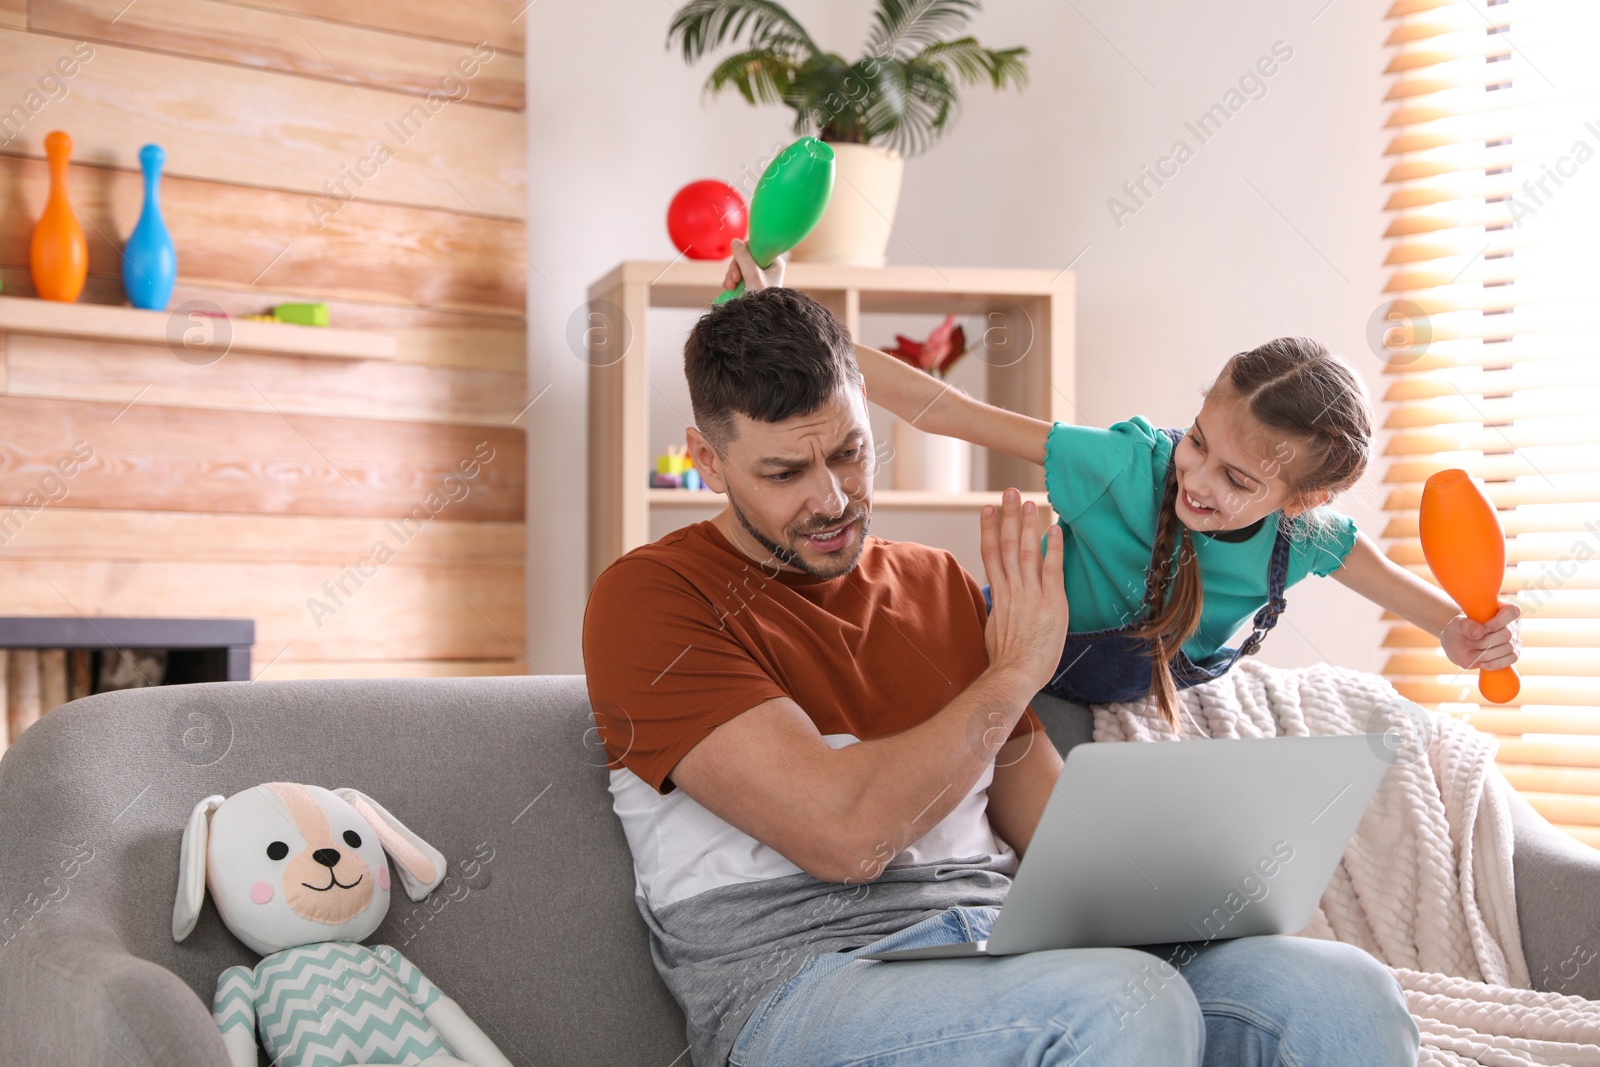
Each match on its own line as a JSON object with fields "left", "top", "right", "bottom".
{"left": 173, "top": 783, "right": 512, "bottom": 1067}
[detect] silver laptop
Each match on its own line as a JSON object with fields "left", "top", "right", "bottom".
{"left": 864, "top": 734, "right": 1393, "bottom": 960}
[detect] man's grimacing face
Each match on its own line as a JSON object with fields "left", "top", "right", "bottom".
{"left": 689, "top": 386, "right": 875, "bottom": 580}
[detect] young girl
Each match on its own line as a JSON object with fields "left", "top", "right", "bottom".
{"left": 856, "top": 335, "right": 1524, "bottom": 726}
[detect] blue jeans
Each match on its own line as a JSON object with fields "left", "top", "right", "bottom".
{"left": 729, "top": 906, "right": 1419, "bottom": 1066}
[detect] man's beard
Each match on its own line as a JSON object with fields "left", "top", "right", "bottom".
{"left": 725, "top": 487, "right": 871, "bottom": 580}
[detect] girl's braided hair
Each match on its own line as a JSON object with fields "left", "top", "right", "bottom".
{"left": 1132, "top": 337, "right": 1373, "bottom": 729}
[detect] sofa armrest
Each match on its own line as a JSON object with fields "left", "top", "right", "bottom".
{"left": 1506, "top": 773, "right": 1600, "bottom": 999}
{"left": 0, "top": 922, "right": 228, "bottom": 1067}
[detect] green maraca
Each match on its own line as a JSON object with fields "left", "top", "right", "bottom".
{"left": 715, "top": 137, "right": 835, "bottom": 304}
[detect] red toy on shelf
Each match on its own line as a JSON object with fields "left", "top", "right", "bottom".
{"left": 666, "top": 180, "right": 747, "bottom": 260}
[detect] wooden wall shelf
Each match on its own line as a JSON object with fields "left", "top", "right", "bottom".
{"left": 586, "top": 260, "right": 1075, "bottom": 584}
{"left": 0, "top": 295, "right": 395, "bottom": 361}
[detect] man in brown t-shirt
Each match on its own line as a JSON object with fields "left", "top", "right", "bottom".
{"left": 582, "top": 244, "right": 1089, "bottom": 1066}
{"left": 583, "top": 245, "right": 1423, "bottom": 1067}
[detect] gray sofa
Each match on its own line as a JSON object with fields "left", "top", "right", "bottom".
{"left": 2, "top": 675, "right": 1597, "bottom": 1066}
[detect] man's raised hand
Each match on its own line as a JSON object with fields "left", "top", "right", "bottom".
{"left": 979, "top": 489, "right": 1070, "bottom": 698}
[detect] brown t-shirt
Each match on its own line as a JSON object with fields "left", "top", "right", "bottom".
{"left": 582, "top": 519, "right": 1040, "bottom": 794}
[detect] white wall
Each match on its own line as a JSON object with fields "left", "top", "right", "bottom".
{"left": 527, "top": 0, "right": 1393, "bottom": 677}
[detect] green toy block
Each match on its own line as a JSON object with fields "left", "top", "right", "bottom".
{"left": 273, "top": 302, "right": 328, "bottom": 327}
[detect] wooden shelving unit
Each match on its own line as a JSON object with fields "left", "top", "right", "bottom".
{"left": 586, "top": 260, "right": 1075, "bottom": 584}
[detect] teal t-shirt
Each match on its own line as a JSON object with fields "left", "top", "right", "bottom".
{"left": 1042, "top": 416, "right": 1359, "bottom": 661}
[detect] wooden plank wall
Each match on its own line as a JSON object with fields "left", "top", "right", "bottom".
{"left": 0, "top": 1, "right": 530, "bottom": 680}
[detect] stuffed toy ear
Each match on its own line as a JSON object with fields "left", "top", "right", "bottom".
{"left": 332, "top": 788, "right": 447, "bottom": 902}
{"left": 173, "top": 794, "right": 225, "bottom": 942}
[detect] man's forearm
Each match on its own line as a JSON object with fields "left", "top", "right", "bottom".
{"left": 824, "top": 665, "right": 1037, "bottom": 882}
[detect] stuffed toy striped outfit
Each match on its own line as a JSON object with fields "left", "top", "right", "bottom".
{"left": 214, "top": 942, "right": 452, "bottom": 1067}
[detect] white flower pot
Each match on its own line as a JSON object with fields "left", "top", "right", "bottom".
{"left": 891, "top": 417, "right": 972, "bottom": 493}
{"left": 790, "top": 142, "right": 904, "bottom": 268}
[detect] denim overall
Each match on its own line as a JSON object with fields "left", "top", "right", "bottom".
{"left": 985, "top": 428, "right": 1292, "bottom": 706}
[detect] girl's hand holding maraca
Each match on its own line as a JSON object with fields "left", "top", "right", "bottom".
{"left": 721, "top": 238, "right": 786, "bottom": 296}
{"left": 1441, "top": 601, "right": 1523, "bottom": 672}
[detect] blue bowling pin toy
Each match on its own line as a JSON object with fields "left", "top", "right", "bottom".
{"left": 122, "top": 144, "right": 177, "bottom": 311}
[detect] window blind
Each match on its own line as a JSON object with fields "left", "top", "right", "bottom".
{"left": 1380, "top": 0, "right": 1600, "bottom": 846}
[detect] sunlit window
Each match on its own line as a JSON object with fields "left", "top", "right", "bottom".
{"left": 1380, "top": 0, "right": 1600, "bottom": 846}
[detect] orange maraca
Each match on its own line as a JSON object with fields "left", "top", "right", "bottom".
{"left": 30, "top": 130, "right": 88, "bottom": 303}
{"left": 1418, "top": 469, "right": 1520, "bottom": 703}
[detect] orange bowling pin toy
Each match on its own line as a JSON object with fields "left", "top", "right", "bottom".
{"left": 1418, "top": 469, "right": 1521, "bottom": 703}
{"left": 30, "top": 130, "right": 89, "bottom": 303}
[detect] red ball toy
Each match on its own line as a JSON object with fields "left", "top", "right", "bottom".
{"left": 666, "top": 180, "right": 748, "bottom": 260}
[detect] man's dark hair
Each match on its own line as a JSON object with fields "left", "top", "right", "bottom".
{"left": 684, "top": 287, "right": 861, "bottom": 454}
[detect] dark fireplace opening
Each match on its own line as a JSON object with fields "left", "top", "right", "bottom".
{"left": 0, "top": 618, "right": 253, "bottom": 752}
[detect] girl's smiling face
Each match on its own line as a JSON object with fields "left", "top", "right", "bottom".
{"left": 1172, "top": 390, "right": 1324, "bottom": 532}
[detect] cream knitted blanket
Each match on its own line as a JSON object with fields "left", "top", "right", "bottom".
{"left": 1093, "top": 659, "right": 1600, "bottom": 1066}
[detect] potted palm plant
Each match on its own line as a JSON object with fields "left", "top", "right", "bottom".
{"left": 667, "top": 0, "right": 1028, "bottom": 267}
